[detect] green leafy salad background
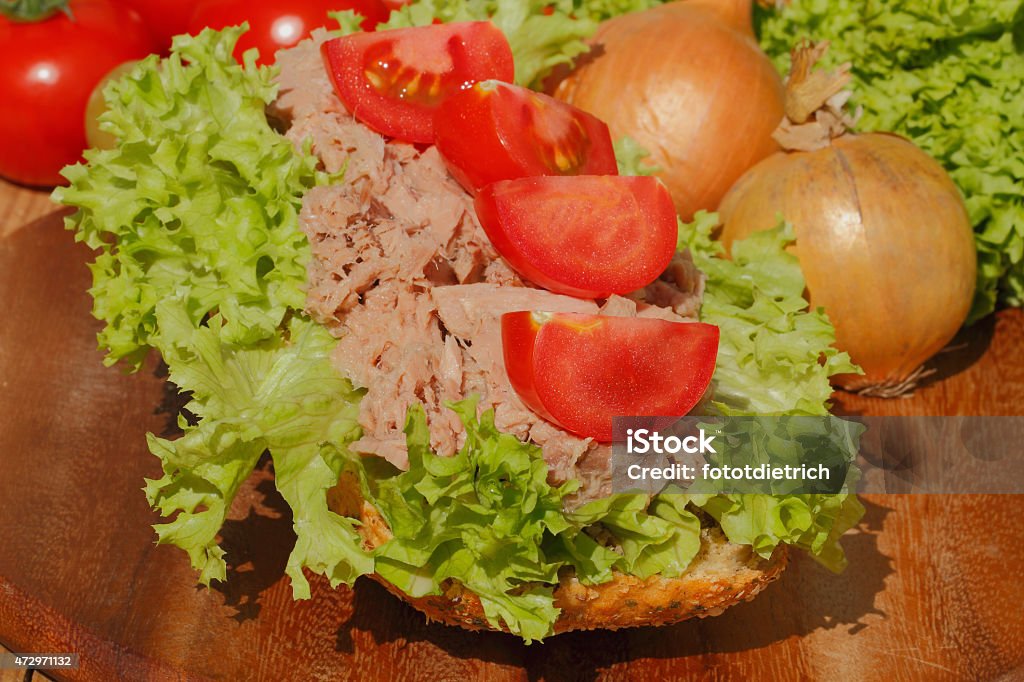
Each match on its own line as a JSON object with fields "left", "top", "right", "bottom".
{"left": 757, "top": 0, "right": 1024, "bottom": 322}
{"left": 54, "top": 12, "right": 877, "bottom": 641}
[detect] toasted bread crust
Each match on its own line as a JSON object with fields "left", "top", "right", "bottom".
{"left": 328, "top": 473, "right": 787, "bottom": 634}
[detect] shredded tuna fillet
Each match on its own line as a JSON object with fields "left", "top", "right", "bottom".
{"left": 273, "top": 34, "right": 705, "bottom": 504}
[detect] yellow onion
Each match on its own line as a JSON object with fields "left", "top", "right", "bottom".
{"left": 553, "top": 0, "right": 785, "bottom": 220}
{"left": 718, "top": 43, "right": 976, "bottom": 393}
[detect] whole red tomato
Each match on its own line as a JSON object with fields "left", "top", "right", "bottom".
{"left": 116, "top": 0, "right": 197, "bottom": 51}
{"left": 0, "top": 0, "right": 155, "bottom": 187}
{"left": 188, "top": 0, "right": 389, "bottom": 65}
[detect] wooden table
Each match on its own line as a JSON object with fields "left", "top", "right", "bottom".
{"left": 2, "top": 177, "right": 1023, "bottom": 681}
{"left": 0, "top": 180, "right": 56, "bottom": 239}
{"left": 1, "top": 179, "right": 61, "bottom": 682}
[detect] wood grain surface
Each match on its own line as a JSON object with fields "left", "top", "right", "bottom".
{"left": 0, "top": 181, "right": 69, "bottom": 682}
{"left": 2, "top": 180, "right": 1023, "bottom": 681}
{"left": 0, "top": 181, "right": 56, "bottom": 238}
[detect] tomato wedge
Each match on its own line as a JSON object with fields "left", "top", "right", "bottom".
{"left": 435, "top": 80, "right": 618, "bottom": 192}
{"left": 502, "top": 312, "right": 719, "bottom": 442}
{"left": 321, "top": 22, "right": 513, "bottom": 143}
{"left": 475, "top": 175, "right": 678, "bottom": 298}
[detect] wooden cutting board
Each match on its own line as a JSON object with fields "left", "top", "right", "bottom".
{"left": 2, "top": 206, "right": 1023, "bottom": 681}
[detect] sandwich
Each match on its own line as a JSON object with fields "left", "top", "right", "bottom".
{"left": 54, "top": 18, "right": 863, "bottom": 642}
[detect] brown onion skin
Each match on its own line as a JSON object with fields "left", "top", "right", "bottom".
{"left": 552, "top": 0, "right": 785, "bottom": 220}
{"left": 718, "top": 133, "right": 977, "bottom": 390}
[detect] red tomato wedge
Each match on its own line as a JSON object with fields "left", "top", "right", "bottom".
{"left": 502, "top": 312, "right": 719, "bottom": 442}
{"left": 435, "top": 80, "right": 618, "bottom": 192}
{"left": 321, "top": 22, "right": 513, "bottom": 143}
{"left": 475, "top": 175, "right": 678, "bottom": 298}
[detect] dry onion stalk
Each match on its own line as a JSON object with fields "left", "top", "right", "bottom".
{"left": 718, "top": 41, "right": 977, "bottom": 394}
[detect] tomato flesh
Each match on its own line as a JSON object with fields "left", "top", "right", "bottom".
{"left": 502, "top": 313, "right": 719, "bottom": 442}
{"left": 475, "top": 175, "right": 678, "bottom": 298}
{"left": 322, "top": 22, "right": 513, "bottom": 143}
{"left": 435, "top": 80, "right": 618, "bottom": 193}
{"left": 188, "top": 0, "right": 389, "bottom": 65}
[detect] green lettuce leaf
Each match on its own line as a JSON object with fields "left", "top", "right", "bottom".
{"left": 327, "top": 9, "right": 371, "bottom": 36}
{"left": 565, "top": 491, "right": 702, "bottom": 580}
{"left": 692, "top": 491, "right": 865, "bottom": 573}
{"left": 53, "top": 27, "right": 324, "bottom": 368}
{"left": 679, "top": 211, "right": 859, "bottom": 415}
{"left": 145, "top": 304, "right": 371, "bottom": 594}
{"left": 614, "top": 135, "right": 660, "bottom": 176}
{"left": 685, "top": 415, "right": 864, "bottom": 572}
{"left": 362, "top": 399, "right": 573, "bottom": 641}
{"left": 57, "top": 28, "right": 373, "bottom": 598}
{"left": 757, "top": 0, "right": 1024, "bottom": 322}
{"left": 381, "top": 0, "right": 664, "bottom": 88}
{"left": 380, "top": 0, "right": 592, "bottom": 87}
{"left": 357, "top": 402, "right": 703, "bottom": 640}
{"left": 673, "top": 211, "right": 864, "bottom": 571}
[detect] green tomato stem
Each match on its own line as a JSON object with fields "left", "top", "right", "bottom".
{"left": 0, "top": 0, "right": 73, "bottom": 23}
